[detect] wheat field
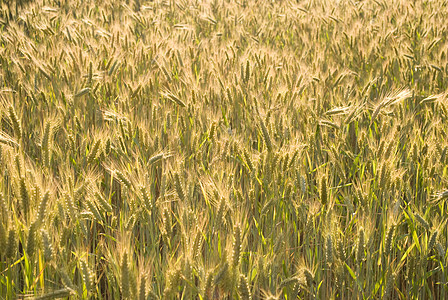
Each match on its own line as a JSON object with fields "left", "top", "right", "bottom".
{"left": 0, "top": 0, "right": 448, "bottom": 299}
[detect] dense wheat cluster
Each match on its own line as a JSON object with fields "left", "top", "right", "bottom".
{"left": 1, "top": 0, "right": 448, "bottom": 298}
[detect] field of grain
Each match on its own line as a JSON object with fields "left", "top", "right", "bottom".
{"left": 0, "top": 0, "right": 448, "bottom": 299}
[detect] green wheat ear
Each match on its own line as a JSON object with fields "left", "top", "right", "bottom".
{"left": 138, "top": 275, "right": 147, "bottom": 300}
{"left": 0, "top": 223, "right": 6, "bottom": 257}
{"left": 5, "top": 227, "right": 17, "bottom": 260}
{"left": 174, "top": 172, "right": 186, "bottom": 202}
{"left": 238, "top": 274, "right": 252, "bottom": 300}
{"left": 41, "top": 229, "right": 53, "bottom": 261}
{"left": 336, "top": 238, "right": 346, "bottom": 261}
{"left": 231, "top": 224, "right": 242, "bottom": 268}
{"left": 0, "top": 191, "right": 7, "bottom": 221}
{"left": 162, "top": 207, "right": 172, "bottom": 238}
{"left": 139, "top": 185, "right": 153, "bottom": 210}
{"left": 325, "top": 235, "right": 334, "bottom": 265}
{"left": 115, "top": 170, "right": 131, "bottom": 189}
{"left": 164, "top": 267, "right": 181, "bottom": 299}
{"left": 41, "top": 120, "right": 51, "bottom": 167}
{"left": 105, "top": 137, "right": 111, "bottom": 155}
{"left": 86, "top": 197, "right": 102, "bottom": 222}
{"left": 87, "top": 139, "right": 101, "bottom": 164}
{"left": 414, "top": 213, "right": 430, "bottom": 231}
{"left": 259, "top": 116, "right": 273, "bottom": 152}
{"left": 60, "top": 270, "right": 75, "bottom": 291}
{"left": 81, "top": 260, "right": 93, "bottom": 293}
{"left": 19, "top": 176, "right": 30, "bottom": 218}
{"left": 384, "top": 225, "right": 395, "bottom": 256}
{"left": 14, "top": 154, "right": 22, "bottom": 176}
{"left": 121, "top": 252, "right": 130, "bottom": 299}
{"left": 8, "top": 106, "right": 22, "bottom": 141}
{"left": 383, "top": 272, "right": 396, "bottom": 299}
{"left": 203, "top": 270, "right": 214, "bottom": 300}
{"left": 215, "top": 197, "right": 226, "bottom": 229}
{"left": 36, "top": 191, "right": 50, "bottom": 225}
{"left": 94, "top": 192, "right": 113, "bottom": 213}
{"left": 34, "top": 288, "right": 74, "bottom": 300}
{"left": 320, "top": 175, "right": 328, "bottom": 206}
{"left": 435, "top": 243, "right": 445, "bottom": 259}
{"left": 357, "top": 228, "right": 365, "bottom": 265}
{"left": 303, "top": 269, "right": 314, "bottom": 287}
{"left": 26, "top": 221, "right": 37, "bottom": 259}
{"left": 214, "top": 260, "right": 229, "bottom": 287}
{"left": 183, "top": 258, "right": 193, "bottom": 299}
{"left": 209, "top": 121, "right": 217, "bottom": 141}
{"left": 290, "top": 280, "right": 301, "bottom": 299}
{"left": 428, "top": 230, "right": 438, "bottom": 252}
{"left": 245, "top": 60, "right": 250, "bottom": 83}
